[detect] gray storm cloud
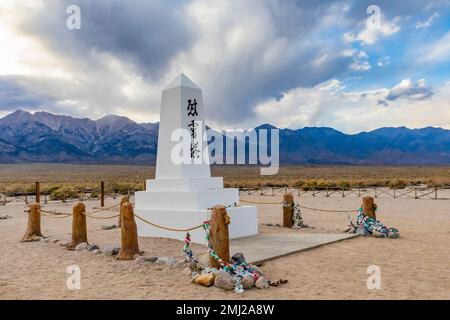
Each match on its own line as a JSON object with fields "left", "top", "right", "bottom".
{"left": 5, "top": 0, "right": 359, "bottom": 124}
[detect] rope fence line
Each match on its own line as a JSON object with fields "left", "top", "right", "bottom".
{"left": 81, "top": 211, "right": 121, "bottom": 220}
{"left": 39, "top": 208, "right": 72, "bottom": 215}
{"left": 40, "top": 212, "right": 72, "bottom": 219}
{"left": 35, "top": 200, "right": 206, "bottom": 231}
{"left": 35, "top": 195, "right": 357, "bottom": 226}
{"left": 38, "top": 202, "right": 122, "bottom": 220}
{"left": 91, "top": 203, "right": 121, "bottom": 213}
{"left": 32, "top": 191, "right": 361, "bottom": 230}
{"left": 239, "top": 198, "right": 356, "bottom": 213}
{"left": 134, "top": 213, "right": 206, "bottom": 232}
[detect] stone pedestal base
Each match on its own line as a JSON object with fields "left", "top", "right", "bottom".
{"left": 135, "top": 206, "right": 258, "bottom": 244}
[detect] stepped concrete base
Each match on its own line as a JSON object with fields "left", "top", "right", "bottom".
{"left": 135, "top": 205, "right": 258, "bottom": 244}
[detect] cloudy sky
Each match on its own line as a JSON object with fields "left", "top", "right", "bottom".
{"left": 1, "top": 0, "right": 450, "bottom": 133}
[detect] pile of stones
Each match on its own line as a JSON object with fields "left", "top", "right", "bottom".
{"left": 186, "top": 253, "right": 270, "bottom": 292}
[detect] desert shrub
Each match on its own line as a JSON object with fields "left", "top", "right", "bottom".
{"left": 301, "top": 180, "right": 318, "bottom": 191}
{"left": 337, "top": 180, "right": 351, "bottom": 190}
{"left": 388, "top": 178, "right": 407, "bottom": 189}
{"left": 292, "top": 179, "right": 305, "bottom": 187}
{"left": 107, "top": 181, "right": 142, "bottom": 195}
{"left": 50, "top": 186, "right": 80, "bottom": 200}
{"left": 42, "top": 184, "right": 63, "bottom": 194}
{"left": 4, "top": 183, "right": 28, "bottom": 194}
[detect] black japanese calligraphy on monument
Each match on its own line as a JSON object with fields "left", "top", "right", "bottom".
{"left": 187, "top": 99, "right": 198, "bottom": 116}
{"left": 190, "top": 141, "right": 200, "bottom": 159}
{"left": 188, "top": 120, "right": 198, "bottom": 139}
{"left": 187, "top": 98, "right": 200, "bottom": 159}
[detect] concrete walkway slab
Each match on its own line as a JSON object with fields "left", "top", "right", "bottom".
{"left": 230, "top": 233, "right": 358, "bottom": 265}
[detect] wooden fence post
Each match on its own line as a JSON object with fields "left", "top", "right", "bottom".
{"left": 282, "top": 193, "right": 294, "bottom": 228}
{"left": 68, "top": 203, "right": 87, "bottom": 250}
{"left": 2, "top": 193, "right": 6, "bottom": 206}
{"left": 117, "top": 196, "right": 130, "bottom": 228}
{"left": 25, "top": 192, "right": 28, "bottom": 204}
{"left": 208, "top": 205, "right": 230, "bottom": 268}
{"left": 117, "top": 202, "right": 140, "bottom": 260}
{"left": 100, "top": 181, "right": 105, "bottom": 207}
{"left": 435, "top": 188, "right": 438, "bottom": 200}
{"left": 362, "top": 196, "right": 377, "bottom": 220}
{"left": 143, "top": 180, "right": 146, "bottom": 191}
{"left": 35, "top": 181, "right": 40, "bottom": 204}
{"left": 21, "top": 203, "right": 43, "bottom": 242}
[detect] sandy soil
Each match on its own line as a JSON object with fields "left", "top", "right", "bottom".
{"left": 1, "top": 193, "right": 449, "bottom": 300}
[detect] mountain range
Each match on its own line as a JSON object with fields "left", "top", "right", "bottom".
{"left": 1, "top": 109, "right": 450, "bottom": 165}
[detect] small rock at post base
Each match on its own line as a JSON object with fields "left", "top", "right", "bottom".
{"left": 231, "top": 252, "right": 246, "bottom": 264}
{"left": 75, "top": 242, "right": 88, "bottom": 251}
{"left": 87, "top": 244, "right": 99, "bottom": 251}
{"left": 103, "top": 245, "right": 120, "bottom": 256}
{"left": 60, "top": 240, "right": 70, "bottom": 248}
{"left": 134, "top": 256, "right": 146, "bottom": 265}
{"left": 145, "top": 256, "right": 158, "bottom": 263}
{"left": 213, "top": 270, "right": 235, "bottom": 291}
{"left": 255, "top": 277, "right": 270, "bottom": 289}
{"left": 156, "top": 257, "right": 177, "bottom": 266}
{"left": 192, "top": 273, "right": 216, "bottom": 287}
{"left": 356, "top": 227, "right": 370, "bottom": 237}
{"left": 241, "top": 275, "right": 255, "bottom": 290}
{"left": 101, "top": 224, "right": 117, "bottom": 230}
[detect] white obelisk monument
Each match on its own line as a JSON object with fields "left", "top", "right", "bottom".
{"left": 135, "top": 73, "right": 258, "bottom": 244}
